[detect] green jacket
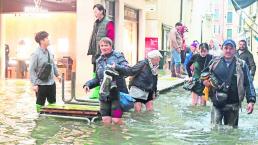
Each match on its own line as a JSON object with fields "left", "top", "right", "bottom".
{"left": 87, "top": 17, "right": 112, "bottom": 64}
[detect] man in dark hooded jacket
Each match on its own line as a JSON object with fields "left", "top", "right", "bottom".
{"left": 203, "top": 39, "right": 256, "bottom": 128}
{"left": 236, "top": 39, "right": 256, "bottom": 80}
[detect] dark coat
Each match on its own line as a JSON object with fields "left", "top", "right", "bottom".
{"left": 236, "top": 49, "right": 256, "bottom": 77}
{"left": 115, "top": 59, "right": 158, "bottom": 94}
{"left": 85, "top": 51, "right": 128, "bottom": 101}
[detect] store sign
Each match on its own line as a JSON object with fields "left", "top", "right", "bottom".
{"left": 124, "top": 6, "right": 138, "bottom": 21}
{"left": 145, "top": 37, "right": 158, "bottom": 58}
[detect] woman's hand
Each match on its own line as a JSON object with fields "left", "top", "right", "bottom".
{"left": 83, "top": 85, "right": 90, "bottom": 94}
{"left": 188, "top": 77, "right": 193, "bottom": 82}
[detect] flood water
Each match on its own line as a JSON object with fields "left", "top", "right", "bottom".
{"left": 0, "top": 79, "right": 258, "bottom": 145}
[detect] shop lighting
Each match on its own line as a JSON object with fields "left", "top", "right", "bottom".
{"left": 8, "top": 60, "right": 18, "bottom": 66}
{"left": 58, "top": 38, "right": 69, "bottom": 53}
{"left": 25, "top": 60, "right": 30, "bottom": 65}
{"left": 24, "top": 6, "right": 48, "bottom": 13}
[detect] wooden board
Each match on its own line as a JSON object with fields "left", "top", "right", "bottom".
{"left": 43, "top": 104, "right": 99, "bottom": 111}
{"left": 40, "top": 104, "right": 100, "bottom": 118}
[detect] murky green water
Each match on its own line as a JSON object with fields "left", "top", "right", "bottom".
{"left": 1, "top": 79, "right": 258, "bottom": 145}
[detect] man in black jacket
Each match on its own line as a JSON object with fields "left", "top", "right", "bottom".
{"left": 236, "top": 40, "right": 256, "bottom": 80}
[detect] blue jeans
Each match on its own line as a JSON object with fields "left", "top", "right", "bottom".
{"left": 170, "top": 49, "right": 182, "bottom": 76}
{"left": 171, "top": 49, "right": 181, "bottom": 66}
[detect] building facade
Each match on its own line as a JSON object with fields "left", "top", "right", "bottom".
{"left": 0, "top": 0, "right": 203, "bottom": 95}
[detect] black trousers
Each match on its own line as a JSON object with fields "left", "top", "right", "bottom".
{"left": 211, "top": 105, "right": 239, "bottom": 128}
{"left": 36, "top": 83, "right": 56, "bottom": 106}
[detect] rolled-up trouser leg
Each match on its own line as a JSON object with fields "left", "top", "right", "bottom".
{"left": 171, "top": 49, "right": 181, "bottom": 77}
{"left": 171, "top": 63, "right": 176, "bottom": 77}
{"left": 171, "top": 51, "right": 176, "bottom": 77}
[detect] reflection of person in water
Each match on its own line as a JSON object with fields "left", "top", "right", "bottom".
{"left": 5, "top": 44, "right": 10, "bottom": 78}
{"left": 21, "top": 61, "right": 27, "bottom": 78}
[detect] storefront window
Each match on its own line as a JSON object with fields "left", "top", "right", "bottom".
{"left": 123, "top": 6, "right": 139, "bottom": 65}
{"left": 104, "top": 0, "right": 115, "bottom": 20}
{"left": 1, "top": 13, "right": 76, "bottom": 79}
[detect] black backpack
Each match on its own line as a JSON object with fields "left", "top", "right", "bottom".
{"left": 37, "top": 51, "right": 52, "bottom": 81}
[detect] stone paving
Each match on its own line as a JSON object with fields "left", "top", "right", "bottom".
{"left": 157, "top": 75, "right": 185, "bottom": 93}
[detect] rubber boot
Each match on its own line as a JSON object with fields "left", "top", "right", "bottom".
{"left": 36, "top": 104, "right": 43, "bottom": 113}
{"left": 171, "top": 63, "right": 176, "bottom": 77}
{"left": 90, "top": 73, "right": 100, "bottom": 99}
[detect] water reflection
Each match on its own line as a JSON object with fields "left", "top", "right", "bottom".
{"left": 0, "top": 79, "right": 258, "bottom": 144}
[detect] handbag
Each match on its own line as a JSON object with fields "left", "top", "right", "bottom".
{"left": 183, "top": 56, "right": 209, "bottom": 91}
{"left": 129, "top": 86, "right": 149, "bottom": 100}
{"left": 212, "top": 91, "right": 228, "bottom": 108}
{"left": 37, "top": 51, "right": 52, "bottom": 81}
{"left": 119, "top": 92, "right": 135, "bottom": 112}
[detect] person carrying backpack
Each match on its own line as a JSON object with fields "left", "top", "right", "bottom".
{"left": 203, "top": 39, "right": 256, "bottom": 128}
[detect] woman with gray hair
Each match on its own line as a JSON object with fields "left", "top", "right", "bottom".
{"left": 113, "top": 50, "right": 162, "bottom": 112}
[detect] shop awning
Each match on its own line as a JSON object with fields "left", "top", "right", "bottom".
{"left": 231, "top": 0, "right": 257, "bottom": 10}
{"left": 1, "top": 0, "right": 76, "bottom": 13}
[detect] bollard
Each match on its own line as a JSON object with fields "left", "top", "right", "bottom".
{"left": 62, "top": 73, "right": 65, "bottom": 101}
{"left": 71, "top": 72, "right": 76, "bottom": 98}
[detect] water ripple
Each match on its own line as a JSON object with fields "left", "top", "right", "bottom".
{"left": 1, "top": 80, "right": 258, "bottom": 144}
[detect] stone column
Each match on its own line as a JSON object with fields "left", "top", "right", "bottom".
{"left": 114, "top": 0, "right": 124, "bottom": 52}
{"left": 138, "top": 9, "right": 146, "bottom": 60}
{"left": 0, "top": 2, "right": 4, "bottom": 79}
{"left": 75, "top": 0, "right": 95, "bottom": 96}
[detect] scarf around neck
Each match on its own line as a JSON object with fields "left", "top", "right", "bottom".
{"left": 147, "top": 58, "right": 159, "bottom": 75}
